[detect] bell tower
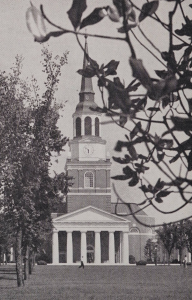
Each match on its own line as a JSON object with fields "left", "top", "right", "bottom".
{"left": 66, "top": 37, "right": 111, "bottom": 213}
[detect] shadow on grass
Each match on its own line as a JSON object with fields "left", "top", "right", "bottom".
{"left": 0, "top": 276, "right": 16, "bottom": 281}
{"left": 0, "top": 266, "right": 17, "bottom": 283}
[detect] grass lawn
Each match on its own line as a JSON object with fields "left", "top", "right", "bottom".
{"left": 0, "top": 264, "right": 192, "bottom": 300}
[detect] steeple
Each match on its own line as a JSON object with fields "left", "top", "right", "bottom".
{"left": 79, "top": 35, "right": 95, "bottom": 103}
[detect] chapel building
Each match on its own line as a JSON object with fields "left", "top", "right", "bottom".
{"left": 51, "top": 37, "right": 155, "bottom": 265}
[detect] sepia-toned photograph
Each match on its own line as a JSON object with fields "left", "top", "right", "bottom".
{"left": 0, "top": 1, "right": 192, "bottom": 299}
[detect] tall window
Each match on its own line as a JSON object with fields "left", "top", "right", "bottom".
{"left": 76, "top": 117, "right": 81, "bottom": 137}
{"left": 85, "top": 117, "right": 92, "bottom": 135}
{"left": 84, "top": 171, "right": 94, "bottom": 188}
{"left": 95, "top": 117, "right": 99, "bottom": 136}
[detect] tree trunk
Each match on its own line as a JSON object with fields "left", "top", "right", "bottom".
{"left": 29, "top": 250, "right": 32, "bottom": 275}
{"left": 168, "top": 252, "right": 171, "bottom": 265}
{"left": 15, "top": 228, "right": 23, "bottom": 287}
{"left": 23, "top": 246, "right": 29, "bottom": 280}
{"left": 179, "top": 249, "right": 183, "bottom": 266}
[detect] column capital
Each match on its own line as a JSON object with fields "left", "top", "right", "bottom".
{"left": 81, "top": 230, "right": 87, "bottom": 233}
{"left": 53, "top": 229, "right": 59, "bottom": 233}
{"left": 95, "top": 230, "right": 101, "bottom": 233}
{"left": 108, "top": 230, "right": 115, "bottom": 233}
{"left": 66, "top": 230, "right": 73, "bottom": 233}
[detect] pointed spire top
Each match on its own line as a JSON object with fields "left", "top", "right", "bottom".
{"left": 79, "top": 35, "right": 94, "bottom": 101}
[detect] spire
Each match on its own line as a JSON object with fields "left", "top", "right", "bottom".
{"left": 79, "top": 35, "right": 95, "bottom": 102}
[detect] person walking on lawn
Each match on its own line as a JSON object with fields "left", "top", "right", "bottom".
{"left": 79, "top": 256, "right": 85, "bottom": 269}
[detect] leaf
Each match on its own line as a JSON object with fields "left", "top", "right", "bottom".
{"left": 139, "top": 185, "right": 151, "bottom": 193}
{"left": 175, "top": 20, "right": 192, "bottom": 37}
{"left": 147, "top": 107, "right": 160, "bottom": 112}
{"left": 118, "top": 23, "right": 137, "bottom": 33}
{"left": 128, "top": 145, "right": 138, "bottom": 160}
{"left": 111, "top": 175, "right": 130, "bottom": 180}
{"left": 113, "top": 0, "right": 132, "bottom": 17}
{"left": 162, "top": 96, "right": 170, "bottom": 108}
{"left": 130, "top": 122, "right": 142, "bottom": 140}
{"left": 135, "top": 163, "right": 149, "bottom": 173}
{"left": 157, "top": 190, "right": 171, "bottom": 198}
{"left": 139, "top": 200, "right": 147, "bottom": 205}
{"left": 127, "top": 9, "right": 136, "bottom": 22}
{"left": 114, "top": 140, "right": 129, "bottom": 152}
{"left": 138, "top": 154, "right": 148, "bottom": 160}
{"left": 112, "top": 155, "right": 131, "bottom": 164}
{"left": 187, "top": 150, "right": 192, "bottom": 171}
{"left": 139, "top": 1, "right": 159, "bottom": 23}
{"left": 157, "top": 138, "right": 173, "bottom": 150}
{"left": 119, "top": 115, "right": 127, "bottom": 127}
{"left": 108, "top": 6, "right": 120, "bottom": 22}
{"left": 77, "top": 66, "right": 96, "bottom": 78}
{"left": 26, "top": 4, "right": 47, "bottom": 41}
{"left": 104, "top": 60, "right": 120, "bottom": 76}
{"left": 129, "top": 58, "right": 153, "bottom": 93}
{"left": 171, "top": 116, "right": 192, "bottom": 131}
{"left": 127, "top": 81, "right": 141, "bottom": 92}
{"left": 67, "top": 0, "right": 87, "bottom": 29}
{"left": 154, "top": 178, "right": 164, "bottom": 192}
{"left": 155, "top": 70, "right": 168, "bottom": 79}
{"left": 187, "top": 98, "right": 192, "bottom": 113}
{"left": 155, "top": 197, "right": 163, "bottom": 203}
{"left": 157, "top": 152, "right": 165, "bottom": 162}
{"left": 80, "top": 7, "right": 108, "bottom": 29}
{"left": 129, "top": 172, "right": 139, "bottom": 186}
{"left": 172, "top": 43, "right": 187, "bottom": 51}
{"left": 123, "top": 165, "right": 134, "bottom": 178}
{"left": 169, "top": 153, "right": 180, "bottom": 164}
{"left": 149, "top": 76, "right": 177, "bottom": 101}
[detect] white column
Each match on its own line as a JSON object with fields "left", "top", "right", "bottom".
{"left": 52, "top": 229, "right": 59, "bottom": 264}
{"left": 67, "top": 231, "right": 73, "bottom": 264}
{"left": 95, "top": 231, "right": 101, "bottom": 264}
{"left": 122, "top": 231, "right": 129, "bottom": 264}
{"left": 82, "top": 116, "right": 85, "bottom": 136}
{"left": 109, "top": 231, "right": 115, "bottom": 264}
{"left": 92, "top": 117, "right": 95, "bottom": 136}
{"left": 81, "top": 231, "right": 87, "bottom": 263}
{"left": 73, "top": 118, "right": 75, "bottom": 137}
{"left": 10, "top": 247, "right": 14, "bottom": 262}
{"left": 120, "top": 232, "right": 123, "bottom": 263}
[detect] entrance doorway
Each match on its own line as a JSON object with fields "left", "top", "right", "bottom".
{"left": 87, "top": 245, "right": 94, "bottom": 263}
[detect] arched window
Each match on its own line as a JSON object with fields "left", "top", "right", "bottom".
{"left": 95, "top": 117, "right": 99, "bottom": 136}
{"left": 76, "top": 117, "right": 81, "bottom": 137}
{"left": 130, "top": 227, "right": 140, "bottom": 233}
{"left": 84, "top": 171, "right": 94, "bottom": 188}
{"left": 85, "top": 117, "right": 92, "bottom": 135}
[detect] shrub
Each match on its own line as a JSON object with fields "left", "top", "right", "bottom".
{"left": 37, "top": 260, "right": 47, "bottom": 265}
{"left": 147, "top": 259, "right": 153, "bottom": 264}
{"left": 136, "top": 260, "right": 147, "bottom": 266}
{"left": 129, "top": 255, "right": 136, "bottom": 264}
{"left": 171, "top": 259, "right": 180, "bottom": 264}
{"left": 36, "top": 253, "right": 51, "bottom": 263}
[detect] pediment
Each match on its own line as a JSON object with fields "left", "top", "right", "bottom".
{"left": 53, "top": 206, "right": 129, "bottom": 223}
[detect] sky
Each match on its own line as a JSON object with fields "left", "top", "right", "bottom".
{"left": 0, "top": 0, "right": 191, "bottom": 225}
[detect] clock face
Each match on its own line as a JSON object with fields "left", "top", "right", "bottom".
{"left": 83, "top": 144, "right": 94, "bottom": 156}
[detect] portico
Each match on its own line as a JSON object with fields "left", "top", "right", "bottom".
{"left": 52, "top": 206, "right": 130, "bottom": 265}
